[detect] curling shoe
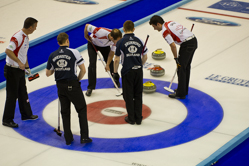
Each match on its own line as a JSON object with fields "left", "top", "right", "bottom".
{"left": 168, "top": 92, "right": 185, "bottom": 99}
{"left": 2, "top": 121, "right": 18, "bottom": 128}
{"left": 136, "top": 121, "right": 142, "bottom": 125}
{"left": 81, "top": 138, "right": 92, "bottom": 144}
{"left": 85, "top": 89, "right": 92, "bottom": 96}
{"left": 22, "top": 115, "right": 38, "bottom": 121}
{"left": 125, "top": 116, "right": 135, "bottom": 125}
{"left": 136, "top": 116, "right": 143, "bottom": 125}
{"left": 66, "top": 138, "right": 74, "bottom": 145}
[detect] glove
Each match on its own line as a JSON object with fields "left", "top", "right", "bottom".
{"left": 174, "top": 58, "right": 181, "bottom": 68}
{"left": 113, "top": 73, "right": 120, "bottom": 87}
{"left": 25, "top": 67, "right": 31, "bottom": 76}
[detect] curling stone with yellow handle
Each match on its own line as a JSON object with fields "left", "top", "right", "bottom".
{"left": 152, "top": 49, "right": 166, "bottom": 60}
{"left": 143, "top": 81, "right": 156, "bottom": 93}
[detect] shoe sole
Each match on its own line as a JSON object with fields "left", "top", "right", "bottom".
{"left": 85, "top": 91, "right": 92, "bottom": 96}
{"left": 66, "top": 139, "right": 74, "bottom": 145}
{"left": 22, "top": 117, "right": 39, "bottom": 121}
{"left": 125, "top": 119, "right": 135, "bottom": 125}
{"left": 81, "top": 141, "right": 92, "bottom": 144}
{"left": 81, "top": 139, "right": 92, "bottom": 144}
{"left": 168, "top": 95, "right": 185, "bottom": 99}
{"left": 2, "top": 123, "right": 18, "bottom": 128}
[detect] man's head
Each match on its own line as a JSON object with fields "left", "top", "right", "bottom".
{"left": 149, "top": 15, "right": 164, "bottom": 32}
{"left": 23, "top": 17, "right": 38, "bottom": 34}
{"left": 123, "top": 20, "right": 135, "bottom": 33}
{"left": 57, "top": 32, "right": 69, "bottom": 46}
{"left": 109, "top": 29, "right": 122, "bottom": 44}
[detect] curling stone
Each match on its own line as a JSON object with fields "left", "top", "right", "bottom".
{"left": 143, "top": 81, "right": 156, "bottom": 93}
{"left": 152, "top": 49, "right": 166, "bottom": 60}
{"left": 150, "top": 65, "right": 165, "bottom": 77}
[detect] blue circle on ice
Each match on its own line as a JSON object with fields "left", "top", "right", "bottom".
{"left": 14, "top": 78, "right": 223, "bottom": 152}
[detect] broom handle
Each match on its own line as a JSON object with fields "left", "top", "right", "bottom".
{"left": 142, "top": 35, "right": 149, "bottom": 56}
{"left": 58, "top": 99, "right": 61, "bottom": 131}
{"left": 88, "top": 36, "right": 121, "bottom": 92}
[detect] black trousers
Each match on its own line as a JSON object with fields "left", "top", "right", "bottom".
{"left": 122, "top": 68, "right": 143, "bottom": 123}
{"left": 56, "top": 80, "right": 89, "bottom": 143}
{"left": 177, "top": 37, "right": 198, "bottom": 97}
{"left": 3, "top": 65, "right": 33, "bottom": 123}
{"left": 87, "top": 42, "right": 114, "bottom": 89}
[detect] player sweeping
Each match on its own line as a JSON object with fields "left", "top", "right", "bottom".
{"left": 149, "top": 15, "right": 198, "bottom": 99}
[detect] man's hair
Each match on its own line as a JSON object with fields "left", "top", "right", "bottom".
{"left": 123, "top": 20, "right": 134, "bottom": 32}
{"left": 110, "top": 29, "right": 122, "bottom": 40}
{"left": 57, "top": 32, "right": 69, "bottom": 45}
{"left": 149, "top": 15, "right": 165, "bottom": 25}
{"left": 23, "top": 17, "right": 38, "bottom": 29}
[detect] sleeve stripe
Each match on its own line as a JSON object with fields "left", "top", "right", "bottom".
{"left": 77, "top": 58, "right": 83, "bottom": 64}
{"left": 10, "top": 37, "right": 18, "bottom": 48}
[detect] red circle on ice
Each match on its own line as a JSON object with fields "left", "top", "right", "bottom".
{"left": 87, "top": 100, "right": 152, "bottom": 124}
